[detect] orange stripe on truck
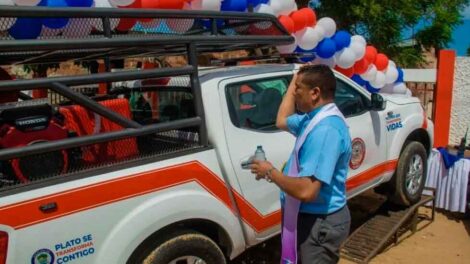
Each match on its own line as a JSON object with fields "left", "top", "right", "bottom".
{"left": 0, "top": 162, "right": 235, "bottom": 230}
{"left": 346, "top": 160, "right": 398, "bottom": 190}
{"left": 0, "top": 160, "right": 397, "bottom": 232}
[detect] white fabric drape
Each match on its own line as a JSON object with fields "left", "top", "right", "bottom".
{"left": 424, "top": 149, "right": 470, "bottom": 213}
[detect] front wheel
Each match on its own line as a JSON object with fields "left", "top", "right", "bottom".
{"left": 389, "top": 141, "right": 427, "bottom": 206}
{"left": 139, "top": 230, "right": 226, "bottom": 264}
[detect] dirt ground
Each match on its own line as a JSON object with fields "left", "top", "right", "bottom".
{"left": 231, "top": 190, "right": 470, "bottom": 264}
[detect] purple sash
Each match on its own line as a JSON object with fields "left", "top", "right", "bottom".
{"left": 281, "top": 103, "right": 345, "bottom": 264}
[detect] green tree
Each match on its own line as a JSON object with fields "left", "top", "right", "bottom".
{"left": 296, "top": 0, "right": 469, "bottom": 67}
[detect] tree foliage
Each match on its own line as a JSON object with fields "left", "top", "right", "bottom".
{"left": 297, "top": 0, "right": 469, "bottom": 67}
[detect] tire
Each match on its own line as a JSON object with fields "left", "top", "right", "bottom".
{"left": 137, "top": 230, "right": 226, "bottom": 264}
{"left": 389, "top": 141, "right": 427, "bottom": 206}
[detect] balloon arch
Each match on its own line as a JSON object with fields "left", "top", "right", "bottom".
{"left": 0, "top": 0, "right": 409, "bottom": 95}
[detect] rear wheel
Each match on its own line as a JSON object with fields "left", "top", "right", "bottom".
{"left": 133, "top": 230, "right": 226, "bottom": 264}
{"left": 389, "top": 141, "right": 427, "bottom": 206}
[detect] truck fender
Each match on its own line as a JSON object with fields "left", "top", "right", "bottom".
{"left": 95, "top": 187, "right": 245, "bottom": 264}
{"left": 387, "top": 111, "right": 429, "bottom": 162}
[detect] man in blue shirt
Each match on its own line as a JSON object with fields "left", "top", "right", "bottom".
{"left": 251, "top": 65, "right": 352, "bottom": 263}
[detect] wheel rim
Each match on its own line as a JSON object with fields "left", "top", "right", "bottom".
{"left": 168, "top": 256, "right": 207, "bottom": 264}
{"left": 405, "top": 154, "right": 423, "bottom": 196}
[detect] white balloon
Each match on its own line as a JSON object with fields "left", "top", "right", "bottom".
{"left": 277, "top": 34, "right": 297, "bottom": 54}
{"left": 392, "top": 83, "right": 407, "bottom": 94}
{"left": 380, "top": 83, "right": 395, "bottom": 94}
{"left": 167, "top": 19, "right": 194, "bottom": 33}
{"left": 350, "top": 41, "right": 366, "bottom": 61}
{"left": 255, "top": 4, "right": 275, "bottom": 15}
{"left": 109, "top": 0, "right": 134, "bottom": 7}
{"left": 191, "top": 0, "right": 222, "bottom": 11}
{"left": 296, "top": 27, "right": 321, "bottom": 51}
{"left": 312, "top": 56, "right": 336, "bottom": 68}
{"left": 335, "top": 47, "right": 356, "bottom": 68}
{"left": 284, "top": 0, "right": 297, "bottom": 14}
{"left": 388, "top": 60, "right": 396, "bottom": 68}
{"left": 385, "top": 65, "right": 399, "bottom": 84}
{"left": 316, "top": 17, "right": 336, "bottom": 38}
{"left": 13, "top": 0, "right": 40, "bottom": 5}
{"left": 277, "top": 0, "right": 296, "bottom": 16}
{"left": 312, "top": 25, "right": 325, "bottom": 41}
{"left": 361, "top": 64, "right": 377, "bottom": 81}
{"left": 369, "top": 71, "right": 386, "bottom": 89}
{"left": 63, "top": 18, "right": 93, "bottom": 38}
{"left": 351, "top": 35, "right": 366, "bottom": 46}
{"left": 268, "top": 0, "right": 283, "bottom": 16}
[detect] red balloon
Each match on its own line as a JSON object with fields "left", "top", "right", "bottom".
{"left": 116, "top": 18, "right": 137, "bottom": 31}
{"left": 353, "top": 57, "right": 370, "bottom": 75}
{"left": 374, "top": 53, "right": 389, "bottom": 71}
{"left": 297, "top": 8, "right": 316, "bottom": 27}
{"left": 289, "top": 10, "right": 308, "bottom": 32}
{"left": 278, "top": 15, "right": 295, "bottom": 34}
{"left": 157, "top": 0, "right": 185, "bottom": 9}
{"left": 364, "top": 46, "right": 378, "bottom": 63}
{"left": 140, "top": 0, "right": 159, "bottom": 8}
{"left": 335, "top": 66, "right": 355, "bottom": 78}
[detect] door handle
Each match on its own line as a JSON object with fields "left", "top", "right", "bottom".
{"left": 39, "top": 202, "right": 57, "bottom": 213}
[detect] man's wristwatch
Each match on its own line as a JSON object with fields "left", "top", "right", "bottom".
{"left": 265, "top": 167, "right": 275, "bottom": 183}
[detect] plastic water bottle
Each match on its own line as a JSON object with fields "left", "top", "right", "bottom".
{"left": 254, "top": 145, "right": 266, "bottom": 161}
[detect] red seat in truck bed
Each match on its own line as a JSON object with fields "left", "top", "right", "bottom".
{"left": 59, "top": 98, "right": 138, "bottom": 164}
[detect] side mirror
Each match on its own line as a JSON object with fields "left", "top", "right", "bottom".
{"left": 370, "top": 93, "right": 386, "bottom": 111}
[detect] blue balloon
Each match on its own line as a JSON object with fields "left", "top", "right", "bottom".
{"left": 295, "top": 46, "right": 308, "bottom": 53}
{"left": 248, "top": 0, "right": 269, "bottom": 7}
{"left": 396, "top": 67, "right": 404, "bottom": 83}
{"left": 8, "top": 18, "right": 42, "bottom": 40}
{"left": 40, "top": 0, "right": 69, "bottom": 29}
{"left": 65, "top": 0, "right": 93, "bottom": 7}
{"left": 316, "top": 38, "right": 337, "bottom": 58}
{"left": 366, "top": 82, "right": 381, "bottom": 93}
{"left": 200, "top": 18, "right": 225, "bottom": 29}
{"left": 351, "top": 74, "right": 367, "bottom": 86}
{"left": 222, "top": 0, "right": 248, "bottom": 11}
{"left": 332, "top": 30, "right": 351, "bottom": 51}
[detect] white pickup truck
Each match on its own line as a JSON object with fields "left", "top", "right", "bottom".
{"left": 0, "top": 7, "right": 433, "bottom": 264}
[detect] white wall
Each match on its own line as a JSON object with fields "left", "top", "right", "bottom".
{"left": 450, "top": 57, "right": 470, "bottom": 145}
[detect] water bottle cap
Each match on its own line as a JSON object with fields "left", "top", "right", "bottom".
{"left": 257, "top": 145, "right": 262, "bottom": 149}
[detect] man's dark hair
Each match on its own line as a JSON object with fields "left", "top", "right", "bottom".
{"left": 297, "top": 64, "right": 336, "bottom": 100}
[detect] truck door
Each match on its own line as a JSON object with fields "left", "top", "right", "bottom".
{"left": 333, "top": 76, "right": 388, "bottom": 196}
{"left": 219, "top": 72, "right": 295, "bottom": 241}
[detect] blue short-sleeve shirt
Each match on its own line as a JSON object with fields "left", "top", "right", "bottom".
{"left": 281, "top": 106, "right": 352, "bottom": 214}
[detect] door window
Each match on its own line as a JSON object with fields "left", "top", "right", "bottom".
{"left": 225, "top": 76, "right": 291, "bottom": 131}
{"left": 335, "top": 79, "right": 369, "bottom": 118}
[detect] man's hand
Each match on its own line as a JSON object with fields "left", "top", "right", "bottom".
{"left": 276, "top": 73, "right": 298, "bottom": 131}
{"left": 250, "top": 160, "right": 274, "bottom": 181}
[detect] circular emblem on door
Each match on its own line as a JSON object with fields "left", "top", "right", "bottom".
{"left": 350, "top": 138, "right": 366, "bottom": 170}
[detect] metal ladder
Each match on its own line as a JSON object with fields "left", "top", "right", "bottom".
{"left": 340, "top": 188, "right": 436, "bottom": 263}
